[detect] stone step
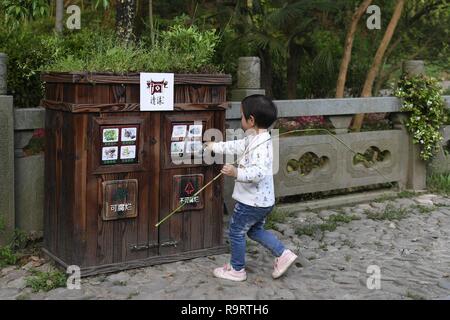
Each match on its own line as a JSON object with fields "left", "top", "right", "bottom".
{"left": 276, "top": 188, "right": 428, "bottom": 213}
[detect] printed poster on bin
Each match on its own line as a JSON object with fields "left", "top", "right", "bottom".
{"left": 140, "top": 72, "right": 174, "bottom": 111}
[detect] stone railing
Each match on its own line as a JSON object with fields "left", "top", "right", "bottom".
{"left": 14, "top": 107, "right": 45, "bottom": 238}
{"left": 0, "top": 97, "right": 45, "bottom": 244}
{"left": 2, "top": 96, "right": 450, "bottom": 237}
{"left": 223, "top": 96, "right": 450, "bottom": 213}
{"left": 1, "top": 53, "right": 449, "bottom": 237}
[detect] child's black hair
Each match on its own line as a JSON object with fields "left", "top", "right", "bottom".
{"left": 241, "top": 94, "right": 278, "bottom": 129}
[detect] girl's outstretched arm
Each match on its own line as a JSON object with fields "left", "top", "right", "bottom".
{"left": 206, "top": 137, "right": 248, "bottom": 156}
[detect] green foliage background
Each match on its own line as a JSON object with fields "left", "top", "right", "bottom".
{"left": 395, "top": 74, "right": 448, "bottom": 161}
{"left": 0, "top": 0, "right": 448, "bottom": 107}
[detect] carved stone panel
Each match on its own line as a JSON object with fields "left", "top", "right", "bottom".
{"left": 347, "top": 136, "right": 397, "bottom": 179}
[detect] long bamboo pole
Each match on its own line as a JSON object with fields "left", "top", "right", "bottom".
{"left": 155, "top": 128, "right": 396, "bottom": 228}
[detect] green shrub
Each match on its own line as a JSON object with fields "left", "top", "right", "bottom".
{"left": 25, "top": 269, "right": 68, "bottom": 292}
{"left": 0, "top": 17, "right": 98, "bottom": 107}
{"left": 397, "top": 190, "right": 418, "bottom": 198}
{"left": 264, "top": 208, "right": 295, "bottom": 230}
{"left": 295, "top": 213, "right": 359, "bottom": 238}
{"left": 0, "top": 246, "right": 17, "bottom": 268}
{"left": 415, "top": 205, "right": 434, "bottom": 214}
{"left": 427, "top": 172, "right": 450, "bottom": 195}
{"left": 0, "top": 0, "right": 49, "bottom": 28}
{"left": 394, "top": 74, "right": 447, "bottom": 161}
{"left": 160, "top": 24, "right": 220, "bottom": 72}
{"left": 0, "top": 223, "right": 29, "bottom": 267}
{"left": 296, "top": 224, "right": 321, "bottom": 237}
{"left": 364, "top": 204, "right": 408, "bottom": 221}
{"left": 327, "top": 213, "right": 360, "bottom": 224}
{"left": 10, "top": 229, "right": 28, "bottom": 251}
{"left": 0, "top": 17, "right": 222, "bottom": 107}
{"left": 42, "top": 24, "right": 222, "bottom": 74}
{"left": 0, "top": 23, "right": 50, "bottom": 107}
{"left": 0, "top": 20, "right": 119, "bottom": 107}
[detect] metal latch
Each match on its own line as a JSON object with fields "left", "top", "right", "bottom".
{"left": 160, "top": 241, "right": 178, "bottom": 248}
{"left": 130, "top": 242, "right": 159, "bottom": 251}
{"left": 130, "top": 240, "right": 179, "bottom": 251}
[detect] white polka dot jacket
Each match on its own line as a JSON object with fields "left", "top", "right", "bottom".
{"left": 212, "top": 131, "right": 275, "bottom": 208}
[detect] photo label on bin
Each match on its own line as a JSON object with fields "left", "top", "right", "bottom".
{"left": 169, "top": 122, "right": 205, "bottom": 163}
{"left": 140, "top": 73, "right": 174, "bottom": 111}
{"left": 100, "top": 125, "right": 139, "bottom": 165}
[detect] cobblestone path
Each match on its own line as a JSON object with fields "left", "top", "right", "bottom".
{"left": 1, "top": 193, "right": 449, "bottom": 300}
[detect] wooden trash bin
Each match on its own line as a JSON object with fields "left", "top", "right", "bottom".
{"left": 40, "top": 72, "right": 231, "bottom": 276}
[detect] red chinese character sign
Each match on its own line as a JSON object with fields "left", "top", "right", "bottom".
{"left": 172, "top": 174, "right": 204, "bottom": 212}
{"left": 140, "top": 73, "right": 174, "bottom": 111}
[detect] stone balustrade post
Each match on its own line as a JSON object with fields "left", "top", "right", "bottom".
{"left": 14, "top": 108, "right": 45, "bottom": 238}
{"left": 328, "top": 115, "right": 353, "bottom": 134}
{"left": 402, "top": 60, "right": 425, "bottom": 77}
{"left": 398, "top": 60, "right": 427, "bottom": 191}
{"left": 231, "top": 57, "right": 266, "bottom": 101}
{"left": 225, "top": 57, "right": 267, "bottom": 214}
{"left": 0, "top": 95, "right": 14, "bottom": 245}
{"left": 389, "top": 111, "right": 426, "bottom": 191}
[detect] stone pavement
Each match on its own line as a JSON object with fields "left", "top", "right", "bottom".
{"left": 1, "top": 193, "right": 450, "bottom": 300}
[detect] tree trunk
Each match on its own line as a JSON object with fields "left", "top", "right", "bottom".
{"left": 149, "top": 0, "right": 154, "bottom": 45}
{"left": 134, "top": 0, "right": 146, "bottom": 39}
{"left": 55, "top": 0, "right": 64, "bottom": 34}
{"left": 116, "top": 0, "right": 136, "bottom": 45}
{"left": 351, "top": 0, "right": 405, "bottom": 131}
{"left": 335, "top": 0, "right": 373, "bottom": 98}
{"left": 287, "top": 41, "right": 300, "bottom": 99}
{"left": 260, "top": 48, "right": 273, "bottom": 98}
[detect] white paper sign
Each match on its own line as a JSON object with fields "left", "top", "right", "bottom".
{"left": 140, "top": 73, "right": 174, "bottom": 111}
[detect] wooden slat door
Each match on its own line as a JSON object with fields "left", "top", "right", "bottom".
{"left": 85, "top": 112, "right": 159, "bottom": 266}
{"left": 158, "top": 111, "right": 223, "bottom": 256}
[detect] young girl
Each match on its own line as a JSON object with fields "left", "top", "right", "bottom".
{"left": 205, "top": 94, "right": 297, "bottom": 282}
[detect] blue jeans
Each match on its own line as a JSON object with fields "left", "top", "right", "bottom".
{"left": 229, "top": 201, "right": 285, "bottom": 271}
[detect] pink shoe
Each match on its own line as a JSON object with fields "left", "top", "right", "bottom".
{"left": 272, "top": 249, "right": 298, "bottom": 279}
{"left": 213, "top": 263, "right": 247, "bottom": 282}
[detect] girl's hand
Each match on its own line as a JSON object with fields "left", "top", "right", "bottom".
{"left": 221, "top": 164, "right": 237, "bottom": 177}
{"left": 203, "top": 142, "right": 214, "bottom": 152}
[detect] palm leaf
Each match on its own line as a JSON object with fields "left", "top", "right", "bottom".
{"left": 267, "top": 0, "right": 341, "bottom": 29}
